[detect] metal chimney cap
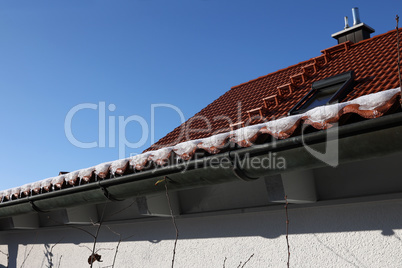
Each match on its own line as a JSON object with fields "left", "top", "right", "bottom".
{"left": 344, "top": 16, "right": 350, "bottom": 29}
{"left": 352, "top": 7, "right": 361, "bottom": 25}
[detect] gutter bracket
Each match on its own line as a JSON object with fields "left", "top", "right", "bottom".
{"left": 101, "top": 186, "right": 124, "bottom": 202}
{"left": 29, "top": 201, "right": 49, "bottom": 213}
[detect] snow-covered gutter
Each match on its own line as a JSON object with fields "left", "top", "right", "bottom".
{"left": 0, "top": 88, "right": 401, "bottom": 218}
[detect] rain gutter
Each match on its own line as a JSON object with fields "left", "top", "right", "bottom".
{"left": 1, "top": 112, "right": 402, "bottom": 218}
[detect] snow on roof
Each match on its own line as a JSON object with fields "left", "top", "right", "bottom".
{"left": 0, "top": 87, "right": 400, "bottom": 203}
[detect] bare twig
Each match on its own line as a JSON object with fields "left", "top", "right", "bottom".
{"left": 80, "top": 245, "right": 114, "bottom": 252}
{"left": 47, "top": 200, "right": 121, "bottom": 267}
{"left": 89, "top": 226, "right": 102, "bottom": 267}
{"left": 107, "top": 199, "right": 137, "bottom": 219}
{"left": 223, "top": 257, "right": 227, "bottom": 268}
{"left": 19, "top": 232, "right": 39, "bottom": 268}
{"left": 20, "top": 245, "right": 35, "bottom": 268}
{"left": 78, "top": 244, "right": 93, "bottom": 251}
{"left": 104, "top": 225, "right": 135, "bottom": 268}
{"left": 48, "top": 210, "right": 111, "bottom": 266}
{"left": 236, "top": 254, "right": 254, "bottom": 268}
{"left": 47, "top": 216, "right": 95, "bottom": 238}
{"left": 45, "top": 237, "right": 64, "bottom": 268}
{"left": 57, "top": 256, "right": 62, "bottom": 268}
{"left": 285, "top": 195, "right": 290, "bottom": 268}
{"left": 50, "top": 237, "right": 63, "bottom": 252}
{"left": 164, "top": 176, "right": 179, "bottom": 268}
{"left": 89, "top": 202, "right": 108, "bottom": 268}
{"left": 240, "top": 254, "right": 254, "bottom": 268}
{"left": 111, "top": 239, "right": 122, "bottom": 268}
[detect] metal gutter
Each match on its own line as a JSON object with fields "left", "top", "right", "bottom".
{"left": 1, "top": 113, "right": 402, "bottom": 218}
{"left": 234, "top": 111, "right": 402, "bottom": 158}
{"left": 234, "top": 112, "right": 402, "bottom": 178}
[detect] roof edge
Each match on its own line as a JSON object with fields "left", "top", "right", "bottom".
{"left": 2, "top": 108, "right": 402, "bottom": 219}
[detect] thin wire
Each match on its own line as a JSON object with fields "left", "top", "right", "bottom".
{"left": 165, "top": 176, "right": 179, "bottom": 268}
{"left": 396, "top": 15, "right": 402, "bottom": 105}
{"left": 285, "top": 195, "right": 290, "bottom": 268}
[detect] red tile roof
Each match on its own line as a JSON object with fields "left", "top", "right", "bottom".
{"left": 147, "top": 28, "right": 402, "bottom": 151}
{"left": 1, "top": 28, "right": 401, "bottom": 203}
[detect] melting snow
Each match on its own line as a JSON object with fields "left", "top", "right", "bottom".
{"left": 1, "top": 87, "right": 400, "bottom": 202}
{"left": 51, "top": 175, "right": 65, "bottom": 189}
{"left": 40, "top": 178, "right": 54, "bottom": 192}
{"left": 1, "top": 189, "right": 11, "bottom": 200}
{"left": 94, "top": 162, "right": 112, "bottom": 178}
{"left": 231, "top": 125, "right": 261, "bottom": 143}
{"left": 65, "top": 171, "right": 79, "bottom": 185}
{"left": 199, "top": 132, "right": 230, "bottom": 148}
{"left": 110, "top": 158, "right": 129, "bottom": 175}
{"left": 150, "top": 147, "right": 173, "bottom": 163}
{"left": 350, "top": 88, "right": 400, "bottom": 110}
{"left": 129, "top": 152, "right": 153, "bottom": 170}
{"left": 262, "top": 115, "right": 303, "bottom": 134}
{"left": 78, "top": 167, "right": 95, "bottom": 179}
{"left": 173, "top": 140, "right": 201, "bottom": 158}
{"left": 20, "top": 184, "right": 32, "bottom": 192}
{"left": 304, "top": 103, "right": 348, "bottom": 123}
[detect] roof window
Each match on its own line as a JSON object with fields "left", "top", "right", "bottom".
{"left": 288, "top": 71, "right": 354, "bottom": 115}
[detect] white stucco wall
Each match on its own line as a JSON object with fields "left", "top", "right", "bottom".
{"left": 0, "top": 198, "right": 401, "bottom": 268}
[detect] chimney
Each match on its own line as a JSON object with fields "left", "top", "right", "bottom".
{"left": 331, "top": 7, "right": 375, "bottom": 44}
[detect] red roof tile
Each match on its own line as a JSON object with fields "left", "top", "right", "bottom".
{"left": 146, "top": 28, "right": 402, "bottom": 151}
{"left": 1, "top": 28, "right": 402, "bottom": 204}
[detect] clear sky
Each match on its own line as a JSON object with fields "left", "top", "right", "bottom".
{"left": 0, "top": 0, "right": 400, "bottom": 190}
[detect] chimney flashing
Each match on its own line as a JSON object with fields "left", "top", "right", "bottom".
{"left": 331, "top": 22, "right": 375, "bottom": 44}
{"left": 332, "top": 22, "right": 375, "bottom": 38}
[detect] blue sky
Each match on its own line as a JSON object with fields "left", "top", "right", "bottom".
{"left": 0, "top": 0, "right": 400, "bottom": 190}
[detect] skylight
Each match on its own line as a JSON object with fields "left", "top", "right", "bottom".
{"left": 289, "top": 71, "right": 354, "bottom": 115}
